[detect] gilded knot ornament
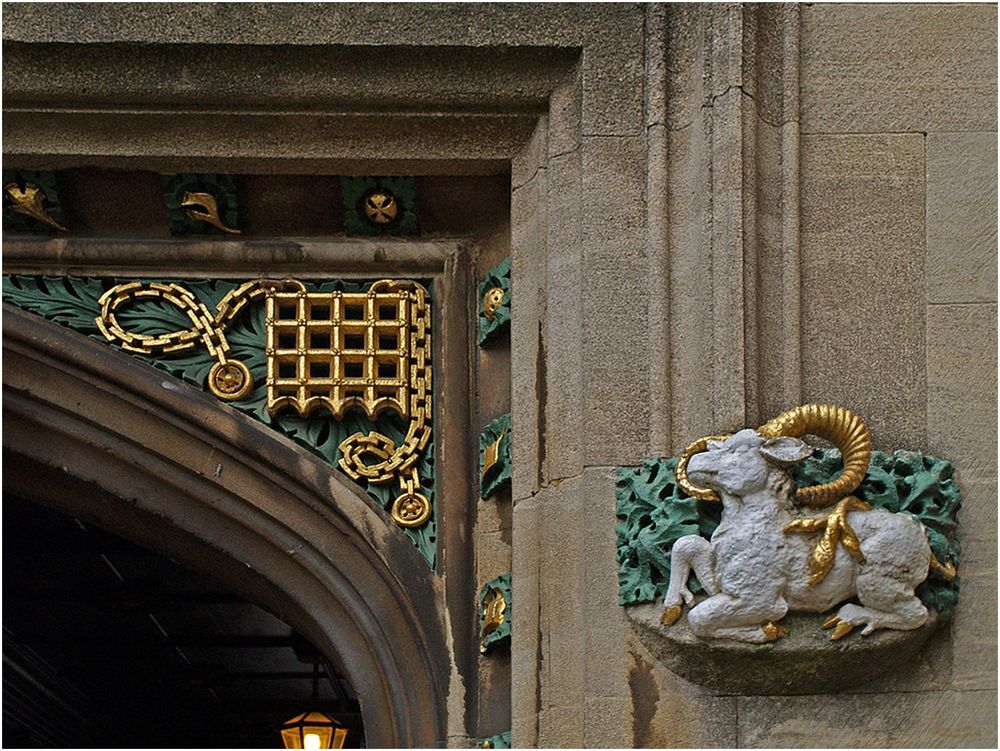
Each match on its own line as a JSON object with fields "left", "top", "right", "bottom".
{"left": 617, "top": 404, "right": 961, "bottom": 646}
{"left": 95, "top": 278, "right": 433, "bottom": 530}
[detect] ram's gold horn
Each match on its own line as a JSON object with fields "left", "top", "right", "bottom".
{"left": 757, "top": 404, "right": 872, "bottom": 508}
{"left": 675, "top": 434, "right": 731, "bottom": 502}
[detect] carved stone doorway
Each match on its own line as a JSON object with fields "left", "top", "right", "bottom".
{"left": 3, "top": 492, "right": 367, "bottom": 748}
{"left": 3, "top": 305, "right": 452, "bottom": 747}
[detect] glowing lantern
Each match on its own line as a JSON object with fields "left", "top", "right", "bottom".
{"left": 280, "top": 711, "right": 347, "bottom": 749}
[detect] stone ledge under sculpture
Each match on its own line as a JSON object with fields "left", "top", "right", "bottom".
{"left": 663, "top": 404, "right": 955, "bottom": 644}
{"left": 616, "top": 403, "right": 961, "bottom": 692}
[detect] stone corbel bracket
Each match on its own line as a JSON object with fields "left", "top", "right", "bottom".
{"left": 616, "top": 445, "right": 961, "bottom": 694}
{"left": 477, "top": 256, "right": 510, "bottom": 346}
{"left": 479, "top": 413, "right": 512, "bottom": 499}
{"left": 479, "top": 573, "right": 512, "bottom": 655}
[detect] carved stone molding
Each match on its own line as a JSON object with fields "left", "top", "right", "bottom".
{"left": 3, "top": 304, "right": 449, "bottom": 747}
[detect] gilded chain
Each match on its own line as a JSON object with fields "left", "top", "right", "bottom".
{"left": 97, "top": 279, "right": 303, "bottom": 401}
{"left": 96, "top": 278, "right": 433, "bottom": 530}
{"left": 337, "top": 280, "right": 433, "bottom": 527}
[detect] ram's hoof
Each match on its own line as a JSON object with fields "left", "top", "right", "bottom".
{"left": 761, "top": 621, "right": 788, "bottom": 641}
{"left": 661, "top": 605, "right": 682, "bottom": 626}
{"left": 822, "top": 615, "right": 856, "bottom": 641}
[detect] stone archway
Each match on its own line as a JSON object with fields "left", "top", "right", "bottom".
{"left": 3, "top": 305, "right": 450, "bottom": 748}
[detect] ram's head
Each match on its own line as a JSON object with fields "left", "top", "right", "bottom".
{"left": 676, "top": 404, "right": 873, "bottom": 507}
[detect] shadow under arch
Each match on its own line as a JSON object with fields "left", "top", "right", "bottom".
{"left": 2, "top": 305, "right": 449, "bottom": 748}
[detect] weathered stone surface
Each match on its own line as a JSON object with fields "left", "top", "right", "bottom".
{"left": 510, "top": 169, "right": 547, "bottom": 502}
{"left": 800, "top": 134, "right": 926, "bottom": 449}
{"left": 577, "top": 8, "right": 645, "bottom": 137}
{"left": 4, "top": 3, "right": 647, "bottom": 136}
{"left": 513, "top": 469, "right": 631, "bottom": 748}
{"left": 2, "top": 109, "right": 532, "bottom": 175}
{"left": 543, "top": 149, "right": 585, "bottom": 481}
{"left": 925, "top": 273, "right": 997, "bottom": 695}
{"left": 511, "top": 115, "right": 549, "bottom": 191}
{"left": 3, "top": 41, "right": 575, "bottom": 112}
{"left": 0, "top": 2, "right": 617, "bottom": 48}
{"left": 927, "top": 133, "right": 998, "bottom": 304}
{"left": 583, "top": 695, "right": 632, "bottom": 749}
{"left": 952, "top": 571, "right": 998, "bottom": 691}
{"left": 580, "top": 135, "right": 650, "bottom": 466}
{"left": 738, "top": 688, "right": 998, "bottom": 748}
{"left": 547, "top": 78, "right": 582, "bottom": 159}
{"left": 801, "top": 3, "right": 998, "bottom": 133}
{"left": 628, "top": 632, "right": 738, "bottom": 748}
{"left": 927, "top": 303, "right": 998, "bottom": 476}
{"left": 664, "top": 112, "right": 716, "bottom": 448}
{"left": 510, "top": 498, "right": 540, "bottom": 747}
{"left": 628, "top": 604, "right": 941, "bottom": 695}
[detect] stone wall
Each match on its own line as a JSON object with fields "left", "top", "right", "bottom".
{"left": 3, "top": 3, "right": 996, "bottom": 747}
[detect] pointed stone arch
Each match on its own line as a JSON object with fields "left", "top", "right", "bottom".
{"left": 2, "top": 305, "right": 450, "bottom": 748}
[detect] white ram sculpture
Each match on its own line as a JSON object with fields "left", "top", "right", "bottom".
{"left": 661, "top": 404, "right": 954, "bottom": 643}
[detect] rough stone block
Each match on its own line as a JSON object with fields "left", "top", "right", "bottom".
{"left": 800, "top": 134, "right": 926, "bottom": 449}
{"left": 510, "top": 498, "right": 541, "bottom": 747}
{"left": 583, "top": 695, "right": 632, "bottom": 749}
{"left": 665, "top": 115, "right": 716, "bottom": 449}
{"left": 512, "top": 116, "right": 549, "bottom": 191}
{"left": 952, "top": 571, "right": 998, "bottom": 691}
{"left": 927, "top": 133, "right": 998, "bottom": 304}
{"left": 510, "top": 170, "right": 547, "bottom": 501}
{"left": 627, "top": 634, "right": 738, "bottom": 748}
{"left": 738, "top": 689, "right": 998, "bottom": 748}
{"left": 548, "top": 77, "right": 582, "bottom": 159}
{"left": 926, "top": 303, "right": 998, "bottom": 477}
{"left": 801, "top": 4, "right": 998, "bottom": 133}
{"left": 543, "top": 150, "right": 585, "bottom": 481}
{"left": 579, "top": 8, "right": 645, "bottom": 136}
{"left": 580, "top": 135, "right": 651, "bottom": 466}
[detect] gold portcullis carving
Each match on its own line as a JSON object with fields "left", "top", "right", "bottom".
{"left": 96, "top": 279, "right": 433, "bottom": 530}
{"left": 482, "top": 287, "right": 504, "bottom": 321}
{"left": 181, "top": 191, "right": 242, "bottom": 234}
{"left": 363, "top": 190, "right": 399, "bottom": 224}
{"left": 480, "top": 587, "right": 507, "bottom": 654}
{"left": 4, "top": 182, "right": 68, "bottom": 232}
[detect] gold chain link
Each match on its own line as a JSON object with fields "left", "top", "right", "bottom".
{"left": 97, "top": 278, "right": 433, "bottom": 529}
{"left": 337, "top": 280, "right": 433, "bottom": 527}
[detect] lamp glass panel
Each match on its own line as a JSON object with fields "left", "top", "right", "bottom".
{"left": 280, "top": 712, "right": 342, "bottom": 750}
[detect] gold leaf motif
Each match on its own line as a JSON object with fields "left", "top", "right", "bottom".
{"left": 4, "top": 182, "right": 67, "bottom": 232}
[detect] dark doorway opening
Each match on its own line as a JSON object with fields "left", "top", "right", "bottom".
{"left": 3, "top": 494, "right": 365, "bottom": 748}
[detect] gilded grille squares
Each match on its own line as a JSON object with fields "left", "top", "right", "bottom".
{"left": 96, "top": 278, "right": 433, "bottom": 529}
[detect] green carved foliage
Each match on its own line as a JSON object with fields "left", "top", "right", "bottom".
{"left": 339, "top": 176, "right": 418, "bottom": 235}
{"left": 479, "top": 413, "right": 512, "bottom": 499}
{"left": 616, "top": 448, "right": 962, "bottom": 621}
{"left": 615, "top": 457, "right": 720, "bottom": 605}
{"left": 162, "top": 173, "right": 240, "bottom": 235}
{"left": 479, "top": 572, "right": 512, "bottom": 655}
{"left": 797, "top": 448, "right": 962, "bottom": 621}
{"left": 2, "top": 275, "right": 437, "bottom": 568}
{"left": 480, "top": 731, "right": 512, "bottom": 749}
{"left": 478, "top": 256, "right": 510, "bottom": 346}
